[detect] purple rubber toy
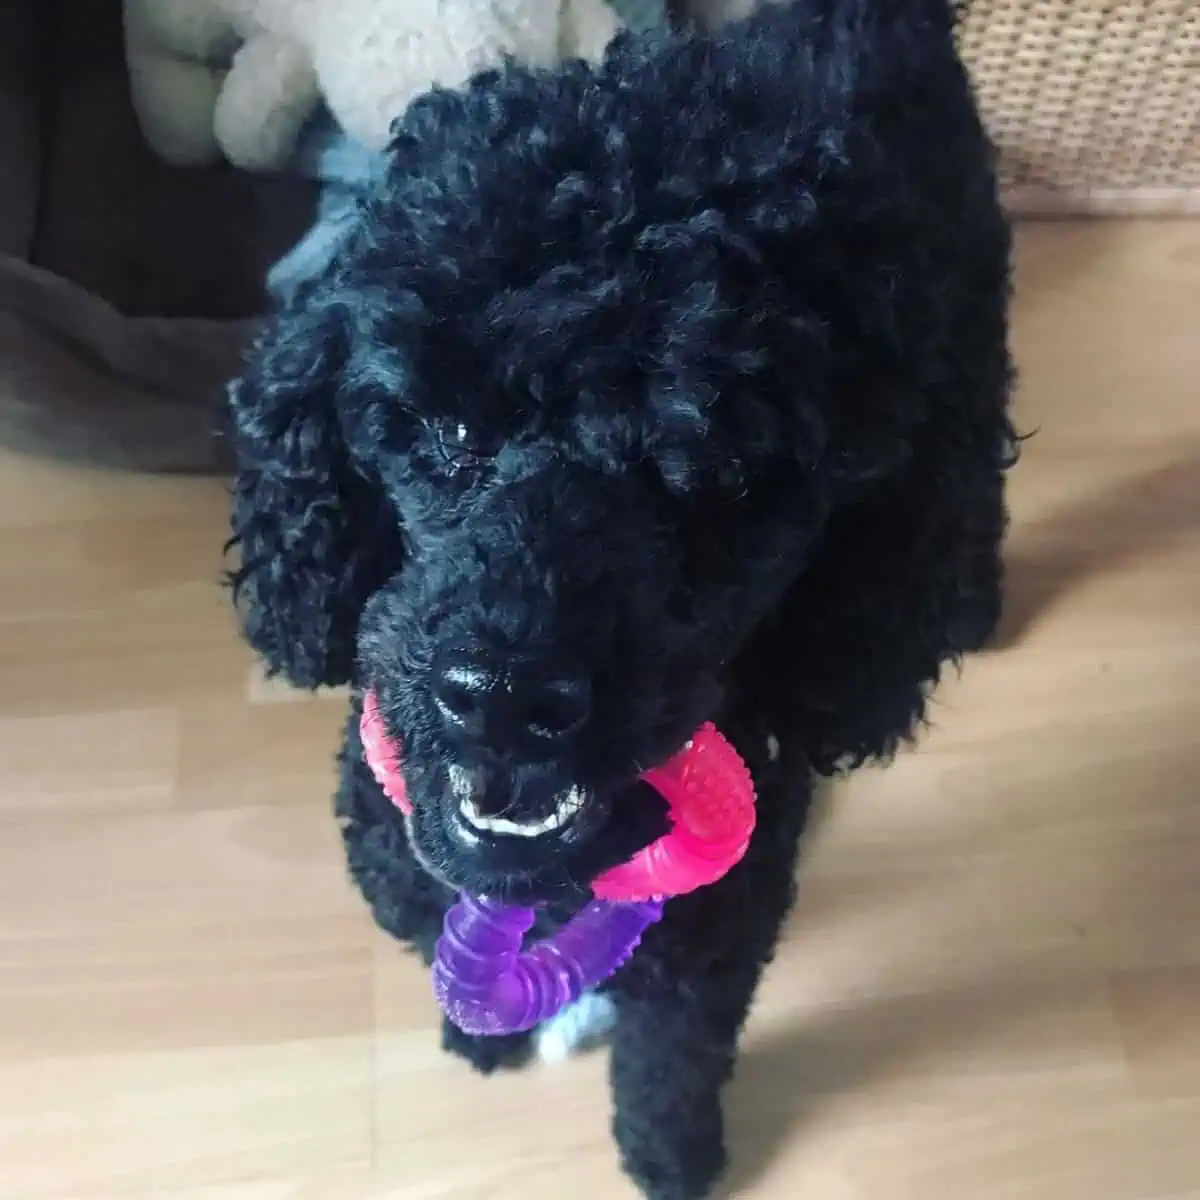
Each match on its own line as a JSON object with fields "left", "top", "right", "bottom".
{"left": 432, "top": 894, "right": 664, "bottom": 1036}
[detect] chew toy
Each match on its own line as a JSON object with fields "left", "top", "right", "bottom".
{"left": 360, "top": 691, "right": 756, "bottom": 1035}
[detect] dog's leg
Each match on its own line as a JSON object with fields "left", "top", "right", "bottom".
{"left": 608, "top": 808, "right": 803, "bottom": 1196}
{"left": 608, "top": 966, "right": 760, "bottom": 1200}
{"left": 441, "top": 1019, "right": 535, "bottom": 1074}
{"left": 603, "top": 743, "right": 809, "bottom": 1199}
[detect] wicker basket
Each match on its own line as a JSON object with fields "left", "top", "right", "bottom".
{"left": 958, "top": 0, "right": 1200, "bottom": 215}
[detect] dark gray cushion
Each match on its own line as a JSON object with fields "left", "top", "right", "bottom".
{"left": 32, "top": 0, "right": 318, "bottom": 320}
{"left": 0, "top": 0, "right": 40, "bottom": 259}
{"left": 0, "top": 0, "right": 319, "bottom": 472}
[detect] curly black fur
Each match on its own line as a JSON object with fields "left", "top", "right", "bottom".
{"left": 227, "top": 3, "right": 1016, "bottom": 1196}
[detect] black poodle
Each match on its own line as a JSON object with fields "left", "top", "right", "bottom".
{"left": 227, "top": 2, "right": 1015, "bottom": 1196}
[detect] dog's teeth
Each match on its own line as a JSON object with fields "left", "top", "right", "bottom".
{"left": 556, "top": 787, "right": 585, "bottom": 818}
{"left": 448, "top": 765, "right": 476, "bottom": 801}
{"left": 456, "top": 788, "right": 586, "bottom": 838}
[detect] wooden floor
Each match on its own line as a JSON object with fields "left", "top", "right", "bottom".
{"left": 0, "top": 219, "right": 1198, "bottom": 1199}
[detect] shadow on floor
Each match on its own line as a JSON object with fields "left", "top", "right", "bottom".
{"left": 994, "top": 452, "right": 1200, "bottom": 647}
{"left": 721, "top": 741, "right": 1199, "bottom": 1194}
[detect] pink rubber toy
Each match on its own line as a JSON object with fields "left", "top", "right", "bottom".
{"left": 361, "top": 691, "right": 412, "bottom": 814}
{"left": 360, "top": 695, "right": 755, "bottom": 902}
{"left": 592, "top": 722, "right": 756, "bottom": 902}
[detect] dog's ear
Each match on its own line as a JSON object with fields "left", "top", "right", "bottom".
{"left": 227, "top": 287, "right": 393, "bottom": 690}
{"left": 770, "top": 388, "right": 1016, "bottom": 776}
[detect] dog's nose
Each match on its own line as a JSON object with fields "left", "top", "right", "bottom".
{"left": 432, "top": 649, "right": 591, "bottom": 747}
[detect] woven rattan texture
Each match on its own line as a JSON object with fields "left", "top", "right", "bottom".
{"left": 958, "top": 0, "right": 1199, "bottom": 213}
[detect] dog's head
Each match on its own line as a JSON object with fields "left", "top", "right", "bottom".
{"left": 229, "top": 47, "right": 914, "bottom": 901}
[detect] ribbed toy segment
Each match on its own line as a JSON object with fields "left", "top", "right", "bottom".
{"left": 591, "top": 723, "right": 756, "bottom": 902}
{"left": 432, "top": 895, "right": 664, "bottom": 1037}
{"left": 359, "top": 691, "right": 412, "bottom": 814}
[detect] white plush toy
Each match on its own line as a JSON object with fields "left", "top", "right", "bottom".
{"left": 122, "top": 0, "right": 624, "bottom": 172}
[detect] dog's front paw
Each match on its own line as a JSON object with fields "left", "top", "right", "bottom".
{"left": 440, "top": 1018, "right": 533, "bottom": 1075}
{"left": 617, "top": 1115, "right": 727, "bottom": 1200}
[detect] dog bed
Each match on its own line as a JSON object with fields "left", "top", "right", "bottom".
{"left": 0, "top": 0, "right": 673, "bottom": 474}
{"left": 0, "top": 0, "right": 321, "bottom": 473}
